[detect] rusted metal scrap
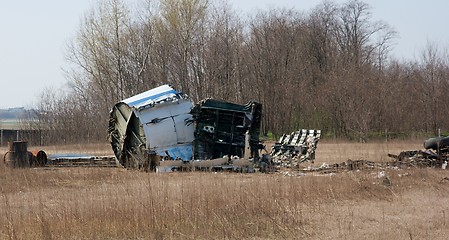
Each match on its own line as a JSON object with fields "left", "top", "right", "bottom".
{"left": 108, "top": 85, "right": 263, "bottom": 172}
{"left": 271, "top": 129, "right": 321, "bottom": 168}
{"left": 388, "top": 150, "right": 446, "bottom": 168}
{"left": 388, "top": 136, "right": 449, "bottom": 168}
{"left": 3, "top": 141, "right": 47, "bottom": 168}
{"left": 2, "top": 141, "right": 115, "bottom": 168}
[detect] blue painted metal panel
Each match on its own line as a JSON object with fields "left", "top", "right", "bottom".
{"left": 154, "top": 143, "right": 194, "bottom": 161}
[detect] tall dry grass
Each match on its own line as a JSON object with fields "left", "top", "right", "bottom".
{"left": 314, "top": 139, "right": 424, "bottom": 164}
{"left": 0, "top": 168, "right": 448, "bottom": 239}
{"left": 0, "top": 142, "right": 448, "bottom": 239}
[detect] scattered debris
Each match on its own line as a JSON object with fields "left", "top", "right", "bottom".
{"left": 382, "top": 175, "right": 392, "bottom": 187}
{"left": 346, "top": 159, "right": 376, "bottom": 170}
{"left": 46, "top": 154, "right": 116, "bottom": 167}
{"left": 3, "top": 141, "right": 46, "bottom": 168}
{"left": 271, "top": 129, "right": 321, "bottom": 168}
{"left": 281, "top": 171, "right": 306, "bottom": 177}
{"left": 300, "top": 159, "right": 377, "bottom": 173}
{"left": 387, "top": 150, "right": 443, "bottom": 168}
{"left": 301, "top": 163, "right": 331, "bottom": 172}
{"left": 2, "top": 141, "right": 116, "bottom": 168}
{"left": 398, "top": 172, "right": 411, "bottom": 178}
{"left": 388, "top": 136, "right": 449, "bottom": 169}
{"left": 440, "top": 177, "right": 449, "bottom": 183}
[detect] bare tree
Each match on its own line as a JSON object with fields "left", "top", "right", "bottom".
{"left": 417, "top": 43, "right": 449, "bottom": 135}
{"left": 153, "top": 0, "right": 209, "bottom": 101}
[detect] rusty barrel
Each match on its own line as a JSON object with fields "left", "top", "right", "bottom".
{"left": 4, "top": 141, "right": 31, "bottom": 168}
{"left": 32, "top": 150, "right": 48, "bottom": 166}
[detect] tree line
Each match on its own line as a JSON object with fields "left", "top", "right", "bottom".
{"left": 31, "top": 0, "right": 449, "bottom": 145}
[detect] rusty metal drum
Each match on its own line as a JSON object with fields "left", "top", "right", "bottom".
{"left": 32, "top": 150, "right": 47, "bottom": 166}
{"left": 3, "top": 141, "right": 31, "bottom": 168}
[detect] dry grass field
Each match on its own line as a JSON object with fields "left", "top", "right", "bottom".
{"left": 1, "top": 141, "right": 448, "bottom": 239}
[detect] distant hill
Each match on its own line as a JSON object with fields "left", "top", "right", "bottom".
{"left": 0, "top": 108, "right": 34, "bottom": 119}
{"left": 0, "top": 108, "right": 39, "bottom": 130}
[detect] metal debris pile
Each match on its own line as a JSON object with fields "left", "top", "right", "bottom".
{"left": 270, "top": 129, "right": 321, "bottom": 168}
{"left": 271, "top": 134, "right": 449, "bottom": 174}
{"left": 387, "top": 150, "right": 447, "bottom": 168}
{"left": 387, "top": 136, "right": 449, "bottom": 169}
{"left": 300, "top": 159, "right": 376, "bottom": 173}
{"left": 3, "top": 141, "right": 47, "bottom": 168}
{"left": 46, "top": 154, "right": 116, "bottom": 167}
{"left": 2, "top": 141, "right": 116, "bottom": 169}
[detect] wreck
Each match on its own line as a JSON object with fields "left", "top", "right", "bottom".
{"left": 388, "top": 136, "right": 449, "bottom": 169}
{"left": 108, "top": 85, "right": 262, "bottom": 171}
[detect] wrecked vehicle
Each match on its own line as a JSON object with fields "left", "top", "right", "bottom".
{"left": 388, "top": 136, "right": 449, "bottom": 169}
{"left": 108, "top": 85, "right": 262, "bottom": 171}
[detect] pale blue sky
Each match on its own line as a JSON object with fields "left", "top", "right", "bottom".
{"left": 0, "top": 0, "right": 448, "bottom": 108}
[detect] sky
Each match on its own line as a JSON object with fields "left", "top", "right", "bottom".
{"left": 0, "top": 0, "right": 448, "bottom": 109}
